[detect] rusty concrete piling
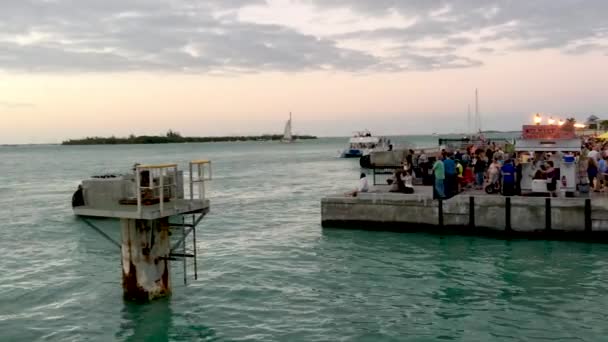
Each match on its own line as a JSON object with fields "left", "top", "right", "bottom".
{"left": 121, "top": 218, "right": 172, "bottom": 301}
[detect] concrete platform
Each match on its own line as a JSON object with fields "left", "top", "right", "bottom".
{"left": 74, "top": 199, "right": 209, "bottom": 220}
{"left": 321, "top": 186, "right": 608, "bottom": 240}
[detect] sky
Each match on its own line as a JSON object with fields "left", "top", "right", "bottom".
{"left": 1, "top": 0, "right": 608, "bottom": 144}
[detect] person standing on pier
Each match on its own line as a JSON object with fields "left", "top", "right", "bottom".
{"left": 587, "top": 156, "right": 599, "bottom": 192}
{"left": 578, "top": 151, "right": 591, "bottom": 197}
{"left": 501, "top": 159, "right": 516, "bottom": 196}
{"left": 598, "top": 156, "right": 607, "bottom": 191}
{"left": 432, "top": 155, "right": 446, "bottom": 199}
{"left": 473, "top": 152, "right": 487, "bottom": 190}
{"left": 443, "top": 153, "right": 456, "bottom": 198}
{"left": 515, "top": 158, "right": 523, "bottom": 196}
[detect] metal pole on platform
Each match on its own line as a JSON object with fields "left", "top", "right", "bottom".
{"left": 203, "top": 164, "right": 205, "bottom": 201}
{"left": 182, "top": 215, "right": 187, "bottom": 285}
{"left": 160, "top": 168, "right": 164, "bottom": 214}
{"left": 193, "top": 214, "right": 198, "bottom": 280}
{"left": 189, "top": 163, "right": 194, "bottom": 200}
{"left": 173, "top": 165, "right": 178, "bottom": 210}
{"left": 136, "top": 169, "right": 141, "bottom": 217}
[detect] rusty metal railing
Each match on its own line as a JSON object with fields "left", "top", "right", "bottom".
{"left": 189, "top": 160, "right": 212, "bottom": 201}
{"left": 135, "top": 163, "right": 179, "bottom": 217}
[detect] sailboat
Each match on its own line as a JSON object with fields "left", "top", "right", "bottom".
{"left": 281, "top": 112, "right": 294, "bottom": 143}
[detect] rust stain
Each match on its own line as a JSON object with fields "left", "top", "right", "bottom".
{"left": 122, "top": 261, "right": 149, "bottom": 302}
{"left": 161, "top": 260, "right": 170, "bottom": 293}
{"left": 121, "top": 218, "right": 171, "bottom": 302}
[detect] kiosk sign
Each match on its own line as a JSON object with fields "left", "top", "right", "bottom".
{"left": 522, "top": 125, "right": 575, "bottom": 139}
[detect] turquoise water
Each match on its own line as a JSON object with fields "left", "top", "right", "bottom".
{"left": 1, "top": 138, "right": 608, "bottom": 341}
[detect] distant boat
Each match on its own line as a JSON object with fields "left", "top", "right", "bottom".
{"left": 338, "top": 130, "right": 389, "bottom": 158}
{"left": 281, "top": 112, "right": 294, "bottom": 143}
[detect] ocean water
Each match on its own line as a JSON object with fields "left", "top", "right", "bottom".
{"left": 1, "top": 137, "right": 607, "bottom": 342}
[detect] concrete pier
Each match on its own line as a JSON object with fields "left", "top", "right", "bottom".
{"left": 321, "top": 186, "right": 608, "bottom": 240}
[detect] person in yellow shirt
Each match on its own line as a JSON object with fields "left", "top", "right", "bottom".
{"left": 456, "top": 160, "right": 464, "bottom": 193}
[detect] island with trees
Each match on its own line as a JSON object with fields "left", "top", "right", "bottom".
{"left": 62, "top": 130, "right": 317, "bottom": 145}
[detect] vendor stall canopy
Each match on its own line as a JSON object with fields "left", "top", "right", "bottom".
{"left": 515, "top": 139, "right": 581, "bottom": 152}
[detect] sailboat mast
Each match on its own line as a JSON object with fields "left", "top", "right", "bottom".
{"left": 475, "top": 88, "right": 480, "bottom": 133}
{"left": 467, "top": 104, "right": 471, "bottom": 135}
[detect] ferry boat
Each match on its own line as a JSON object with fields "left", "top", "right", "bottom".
{"left": 339, "top": 130, "right": 390, "bottom": 158}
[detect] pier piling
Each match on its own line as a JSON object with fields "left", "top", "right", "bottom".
{"left": 121, "top": 218, "right": 172, "bottom": 301}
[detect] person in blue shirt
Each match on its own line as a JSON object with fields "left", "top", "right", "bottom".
{"left": 443, "top": 154, "right": 456, "bottom": 197}
{"left": 598, "top": 156, "right": 607, "bottom": 191}
{"left": 432, "top": 155, "right": 446, "bottom": 199}
{"left": 501, "top": 159, "right": 516, "bottom": 196}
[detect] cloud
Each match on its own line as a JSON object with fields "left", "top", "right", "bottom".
{"left": 0, "top": 0, "right": 382, "bottom": 73}
{"left": 0, "top": 0, "right": 606, "bottom": 73}
{"left": 310, "top": 1, "right": 608, "bottom": 51}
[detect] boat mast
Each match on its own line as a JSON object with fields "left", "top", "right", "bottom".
{"left": 467, "top": 104, "right": 471, "bottom": 135}
{"left": 475, "top": 88, "right": 481, "bottom": 133}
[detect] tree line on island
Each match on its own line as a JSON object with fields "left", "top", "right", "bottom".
{"left": 62, "top": 130, "right": 317, "bottom": 145}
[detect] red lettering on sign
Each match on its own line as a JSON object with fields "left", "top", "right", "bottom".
{"left": 522, "top": 125, "right": 575, "bottom": 139}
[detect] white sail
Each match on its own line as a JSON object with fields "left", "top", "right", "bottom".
{"left": 282, "top": 112, "right": 293, "bottom": 142}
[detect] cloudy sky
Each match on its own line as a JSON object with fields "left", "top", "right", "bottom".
{"left": 1, "top": 0, "right": 607, "bottom": 143}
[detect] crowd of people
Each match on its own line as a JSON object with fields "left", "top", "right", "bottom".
{"left": 429, "top": 144, "right": 549, "bottom": 198}
{"left": 349, "top": 137, "right": 608, "bottom": 199}
{"left": 426, "top": 140, "right": 608, "bottom": 198}
{"left": 402, "top": 143, "right": 565, "bottom": 198}
{"left": 579, "top": 139, "right": 608, "bottom": 194}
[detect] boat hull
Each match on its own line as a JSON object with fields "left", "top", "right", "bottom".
{"left": 340, "top": 149, "right": 363, "bottom": 158}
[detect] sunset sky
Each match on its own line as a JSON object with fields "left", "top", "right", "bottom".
{"left": 1, "top": 0, "right": 607, "bottom": 144}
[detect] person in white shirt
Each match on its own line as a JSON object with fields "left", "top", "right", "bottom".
{"left": 358, "top": 173, "right": 369, "bottom": 193}
{"left": 419, "top": 153, "right": 428, "bottom": 163}
{"left": 347, "top": 173, "right": 369, "bottom": 197}
{"left": 403, "top": 170, "right": 415, "bottom": 194}
{"left": 388, "top": 170, "right": 415, "bottom": 194}
{"left": 588, "top": 147, "right": 600, "bottom": 162}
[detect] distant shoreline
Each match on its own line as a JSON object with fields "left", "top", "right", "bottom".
{"left": 2, "top": 131, "right": 522, "bottom": 146}
{"left": 61, "top": 133, "right": 317, "bottom": 145}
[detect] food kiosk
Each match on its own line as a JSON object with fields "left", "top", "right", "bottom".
{"left": 515, "top": 124, "right": 580, "bottom": 195}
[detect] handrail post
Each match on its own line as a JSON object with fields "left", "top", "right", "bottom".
{"left": 159, "top": 168, "right": 164, "bottom": 214}
{"left": 203, "top": 164, "right": 205, "bottom": 201}
{"left": 189, "top": 162, "right": 194, "bottom": 200}
{"left": 173, "top": 165, "right": 178, "bottom": 210}
{"left": 136, "top": 167, "right": 142, "bottom": 217}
